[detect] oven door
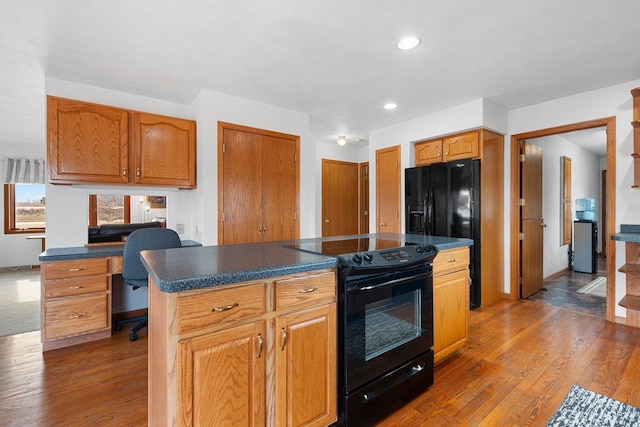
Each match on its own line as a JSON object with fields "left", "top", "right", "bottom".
{"left": 344, "top": 263, "right": 433, "bottom": 392}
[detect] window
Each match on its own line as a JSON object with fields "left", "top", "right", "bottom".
{"left": 4, "top": 183, "right": 46, "bottom": 234}
{"left": 89, "top": 194, "right": 131, "bottom": 226}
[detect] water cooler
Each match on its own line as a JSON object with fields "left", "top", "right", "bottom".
{"left": 573, "top": 198, "right": 597, "bottom": 274}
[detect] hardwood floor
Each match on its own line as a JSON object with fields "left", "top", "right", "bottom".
{"left": 1, "top": 298, "right": 640, "bottom": 426}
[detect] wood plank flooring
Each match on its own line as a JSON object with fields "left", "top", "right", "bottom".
{"left": 1, "top": 298, "right": 640, "bottom": 426}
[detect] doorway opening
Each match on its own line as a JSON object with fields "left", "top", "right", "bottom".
{"left": 510, "top": 117, "right": 616, "bottom": 323}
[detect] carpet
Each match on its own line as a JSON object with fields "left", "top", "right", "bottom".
{"left": 576, "top": 276, "right": 606, "bottom": 298}
{"left": 547, "top": 385, "right": 640, "bottom": 426}
{"left": 0, "top": 269, "right": 41, "bottom": 337}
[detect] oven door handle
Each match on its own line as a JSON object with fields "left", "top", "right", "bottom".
{"left": 349, "top": 272, "right": 430, "bottom": 293}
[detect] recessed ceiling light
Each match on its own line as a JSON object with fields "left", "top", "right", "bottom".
{"left": 397, "top": 36, "right": 420, "bottom": 50}
{"left": 384, "top": 103, "right": 397, "bottom": 110}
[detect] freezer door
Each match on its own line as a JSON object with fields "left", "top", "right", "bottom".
{"left": 405, "top": 166, "right": 428, "bottom": 234}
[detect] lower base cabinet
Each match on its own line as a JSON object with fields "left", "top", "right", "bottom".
{"left": 150, "top": 269, "right": 337, "bottom": 427}
{"left": 432, "top": 247, "right": 470, "bottom": 364}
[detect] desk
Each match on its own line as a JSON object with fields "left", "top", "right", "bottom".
{"left": 39, "top": 240, "right": 200, "bottom": 351}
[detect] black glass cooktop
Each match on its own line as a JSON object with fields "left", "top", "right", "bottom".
{"left": 287, "top": 238, "right": 408, "bottom": 257}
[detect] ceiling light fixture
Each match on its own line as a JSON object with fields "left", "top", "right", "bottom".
{"left": 397, "top": 36, "right": 420, "bottom": 50}
{"left": 337, "top": 135, "right": 347, "bottom": 146}
{"left": 384, "top": 103, "right": 397, "bottom": 110}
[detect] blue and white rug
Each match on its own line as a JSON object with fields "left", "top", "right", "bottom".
{"left": 547, "top": 385, "right": 640, "bottom": 426}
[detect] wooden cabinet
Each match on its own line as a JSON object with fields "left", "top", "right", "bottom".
{"left": 47, "top": 96, "right": 196, "bottom": 188}
{"left": 41, "top": 257, "right": 113, "bottom": 351}
{"left": 149, "top": 269, "right": 337, "bottom": 427}
{"left": 432, "top": 247, "right": 470, "bottom": 364}
{"left": 415, "top": 131, "right": 480, "bottom": 166}
{"left": 274, "top": 304, "right": 337, "bottom": 426}
{"left": 631, "top": 88, "right": 640, "bottom": 188}
{"left": 415, "top": 139, "right": 443, "bottom": 165}
{"left": 218, "top": 122, "right": 300, "bottom": 244}
{"left": 443, "top": 131, "right": 479, "bottom": 161}
{"left": 177, "top": 321, "right": 267, "bottom": 426}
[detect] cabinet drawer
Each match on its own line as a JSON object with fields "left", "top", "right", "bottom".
{"left": 433, "top": 247, "right": 470, "bottom": 277}
{"left": 176, "top": 283, "right": 267, "bottom": 334}
{"left": 44, "top": 275, "right": 109, "bottom": 298}
{"left": 43, "top": 258, "right": 110, "bottom": 280}
{"left": 43, "top": 294, "right": 109, "bottom": 340}
{"left": 275, "top": 271, "right": 336, "bottom": 310}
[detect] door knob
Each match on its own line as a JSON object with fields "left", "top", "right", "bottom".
{"left": 541, "top": 223, "right": 547, "bottom": 228}
{"left": 325, "top": 219, "right": 330, "bottom": 223}
{"left": 379, "top": 223, "right": 386, "bottom": 227}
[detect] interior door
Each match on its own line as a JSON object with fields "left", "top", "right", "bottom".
{"left": 322, "top": 159, "right": 358, "bottom": 237}
{"left": 376, "top": 146, "right": 401, "bottom": 233}
{"left": 221, "top": 129, "right": 263, "bottom": 244}
{"left": 263, "top": 136, "right": 299, "bottom": 242}
{"left": 520, "top": 141, "right": 545, "bottom": 298}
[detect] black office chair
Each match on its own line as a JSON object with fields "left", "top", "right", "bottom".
{"left": 114, "top": 227, "right": 181, "bottom": 341}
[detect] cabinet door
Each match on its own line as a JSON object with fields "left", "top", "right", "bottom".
{"left": 274, "top": 304, "right": 337, "bottom": 427}
{"left": 132, "top": 112, "right": 196, "bottom": 188}
{"left": 433, "top": 268, "right": 469, "bottom": 363}
{"left": 443, "top": 131, "right": 479, "bottom": 161}
{"left": 262, "top": 135, "right": 299, "bottom": 242}
{"left": 220, "top": 128, "right": 264, "bottom": 244}
{"left": 177, "top": 321, "right": 266, "bottom": 427}
{"left": 47, "top": 96, "right": 129, "bottom": 184}
{"left": 415, "top": 139, "right": 443, "bottom": 165}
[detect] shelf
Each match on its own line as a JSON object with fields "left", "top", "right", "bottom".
{"left": 619, "top": 263, "right": 640, "bottom": 275}
{"left": 619, "top": 294, "right": 640, "bottom": 311}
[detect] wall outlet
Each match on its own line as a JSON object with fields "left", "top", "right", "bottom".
{"left": 176, "top": 223, "right": 185, "bottom": 234}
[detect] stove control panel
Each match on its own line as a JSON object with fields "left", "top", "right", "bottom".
{"left": 343, "top": 244, "right": 438, "bottom": 269}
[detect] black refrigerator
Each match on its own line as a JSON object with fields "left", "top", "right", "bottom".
{"left": 405, "top": 158, "right": 481, "bottom": 309}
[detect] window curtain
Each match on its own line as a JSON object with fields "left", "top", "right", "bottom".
{"left": 2, "top": 157, "right": 46, "bottom": 184}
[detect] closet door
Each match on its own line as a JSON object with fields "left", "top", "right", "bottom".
{"left": 220, "top": 128, "right": 264, "bottom": 244}
{"left": 262, "top": 136, "right": 299, "bottom": 242}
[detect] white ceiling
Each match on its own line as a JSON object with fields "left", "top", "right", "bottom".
{"left": 2, "top": 0, "right": 639, "bottom": 147}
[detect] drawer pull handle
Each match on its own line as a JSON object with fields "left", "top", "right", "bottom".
{"left": 447, "top": 259, "right": 456, "bottom": 263}
{"left": 69, "top": 312, "right": 87, "bottom": 319}
{"left": 257, "top": 333, "right": 263, "bottom": 359}
{"left": 69, "top": 267, "right": 86, "bottom": 272}
{"left": 211, "top": 302, "right": 239, "bottom": 313}
{"left": 281, "top": 327, "right": 287, "bottom": 351}
{"left": 69, "top": 285, "right": 87, "bottom": 290}
{"left": 298, "top": 287, "right": 318, "bottom": 294}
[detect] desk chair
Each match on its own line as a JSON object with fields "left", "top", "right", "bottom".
{"left": 114, "top": 227, "right": 181, "bottom": 341}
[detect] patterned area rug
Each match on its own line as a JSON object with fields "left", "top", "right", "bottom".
{"left": 576, "top": 276, "right": 606, "bottom": 298}
{"left": 547, "top": 385, "right": 640, "bottom": 426}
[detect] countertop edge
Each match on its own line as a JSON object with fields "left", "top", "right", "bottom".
{"left": 151, "top": 259, "right": 339, "bottom": 293}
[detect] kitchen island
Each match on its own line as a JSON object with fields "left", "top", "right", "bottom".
{"left": 142, "top": 233, "right": 472, "bottom": 427}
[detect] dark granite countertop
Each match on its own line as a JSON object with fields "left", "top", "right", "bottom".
{"left": 611, "top": 224, "right": 640, "bottom": 243}
{"left": 38, "top": 240, "right": 202, "bottom": 261}
{"left": 140, "top": 233, "right": 473, "bottom": 293}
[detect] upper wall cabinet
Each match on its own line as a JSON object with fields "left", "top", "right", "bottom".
{"left": 47, "top": 96, "right": 196, "bottom": 189}
{"left": 415, "top": 130, "right": 480, "bottom": 166}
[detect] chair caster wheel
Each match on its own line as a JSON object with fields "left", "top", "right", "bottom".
{"left": 114, "top": 325, "right": 123, "bottom": 332}
{"left": 130, "top": 333, "right": 138, "bottom": 342}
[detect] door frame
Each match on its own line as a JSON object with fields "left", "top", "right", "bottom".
{"left": 509, "top": 117, "right": 617, "bottom": 323}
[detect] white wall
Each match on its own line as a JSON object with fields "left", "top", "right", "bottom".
{"left": 0, "top": 143, "right": 46, "bottom": 268}
{"left": 508, "top": 78, "right": 640, "bottom": 318}
{"left": 528, "top": 134, "right": 602, "bottom": 278}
